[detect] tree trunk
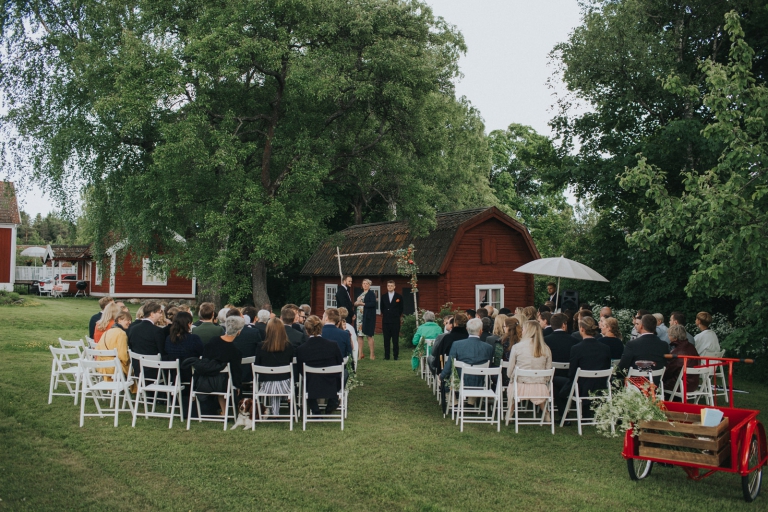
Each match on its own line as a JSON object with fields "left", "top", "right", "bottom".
{"left": 251, "top": 258, "right": 270, "bottom": 308}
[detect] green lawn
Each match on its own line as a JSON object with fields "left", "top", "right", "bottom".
{"left": 0, "top": 298, "right": 765, "bottom": 511}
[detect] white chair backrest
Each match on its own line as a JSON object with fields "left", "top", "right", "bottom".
{"left": 342, "top": 356, "right": 349, "bottom": 365}
{"left": 50, "top": 346, "right": 81, "bottom": 365}
{"left": 87, "top": 339, "right": 99, "bottom": 349}
{"left": 717, "top": 349, "right": 726, "bottom": 357}
{"left": 80, "top": 358, "right": 123, "bottom": 383}
{"left": 59, "top": 338, "right": 84, "bottom": 355}
{"left": 253, "top": 364, "right": 293, "bottom": 375}
{"left": 86, "top": 336, "right": 94, "bottom": 344}
{"left": 627, "top": 367, "right": 664, "bottom": 378}
{"left": 83, "top": 347, "right": 118, "bottom": 360}
{"left": 552, "top": 362, "right": 570, "bottom": 370}
{"left": 303, "top": 364, "right": 344, "bottom": 375}
{"left": 139, "top": 359, "right": 180, "bottom": 371}
{"left": 241, "top": 356, "right": 256, "bottom": 365}
{"left": 686, "top": 366, "right": 714, "bottom": 377}
{"left": 514, "top": 368, "right": 555, "bottom": 379}
{"left": 129, "top": 350, "right": 161, "bottom": 361}
{"left": 574, "top": 368, "right": 613, "bottom": 379}
{"left": 461, "top": 366, "right": 502, "bottom": 377}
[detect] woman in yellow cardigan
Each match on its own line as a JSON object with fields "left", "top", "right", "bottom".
{"left": 97, "top": 311, "right": 133, "bottom": 389}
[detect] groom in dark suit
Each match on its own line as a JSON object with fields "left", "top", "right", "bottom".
{"left": 381, "top": 280, "right": 404, "bottom": 360}
{"left": 335, "top": 275, "right": 356, "bottom": 328}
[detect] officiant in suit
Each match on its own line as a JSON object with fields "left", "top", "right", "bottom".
{"left": 335, "top": 275, "right": 356, "bottom": 328}
{"left": 381, "top": 280, "right": 404, "bottom": 360}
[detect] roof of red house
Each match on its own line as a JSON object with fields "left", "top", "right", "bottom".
{"left": 49, "top": 245, "right": 92, "bottom": 260}
{"left": 300, "top": 206, "right": 539, "bottom": 276}
{"left": 0, "top": 182, "right": 21, "bottom": 225}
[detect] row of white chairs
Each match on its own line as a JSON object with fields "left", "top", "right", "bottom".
{"left": 49, "top": 338, "right": 350, "bottom": 431}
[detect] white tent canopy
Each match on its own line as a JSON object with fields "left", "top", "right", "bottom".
{"left": 513, "top": 256, "right": 608, "bottom": 310}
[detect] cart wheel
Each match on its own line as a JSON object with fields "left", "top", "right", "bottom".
{"left": 627, "top": 458, "right": 653, "bottom": 480}
{"left": 742, "top": 435, "right": 763, "bottom": 502}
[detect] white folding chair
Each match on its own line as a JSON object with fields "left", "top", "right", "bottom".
{"left": 133, "top": 359, "right": 184, "bottom": 428}
{"left": 559, "top": 368, "right": 613, "bottom": 435}
{"left": 187, "top": 363, "right": 236, "bottom": 430}
{"left": 627, "top": 367, "right": 666, "bottom": 397}
{"left": 59, "top": 338, "right": 85, "bottom": 359}
{"left": 552, "top": 362, "right": 570, "bottom": 372}
{"left": 302, "top": 363, "right": 346, "bottom": 431}
{"left": 48, "top": 346, "right": 83, "bottom": 404}
{"left": 252, "top": 364, "right": 296, "bottom": 430}
{"left": 444, "top": 360, "right": 490, "bottom": 421}
{"left": 506, "top": 368, "right": 555, "bottom": 434}
{"left": 87, "top": 339, "right": 99, "bottom": 350}
{"left": 79, "top": 359, "right": 134, "bottom": 427}
{"left": 667, "top": 366, "right": 715, "bottom": 405}
{"left": 457, "top": 366, "right": 502, "bottom": 432}
{"left": 714, "top": 350, "right": 729, "bottom": 404}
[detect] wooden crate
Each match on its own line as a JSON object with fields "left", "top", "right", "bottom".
{"left": 637, "top": 411, "right": 731, "bottom": 467}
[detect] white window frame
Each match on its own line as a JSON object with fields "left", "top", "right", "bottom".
{"left": 370, "top": 285, "right": 381, "bottom": 314}
{"left": 95, "top": 263, "right": 102, "bottom": 285}
{"left": 325, "top": 284, "right": 338, "bottom": 309}
{"left": 142, "top": 258, "right": 167, "bottom": 286}
{"left": 475, "top": 284, "right": 504, "bottom": 311}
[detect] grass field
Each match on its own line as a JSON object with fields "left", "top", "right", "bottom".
{"left": 0, "top": 298, "right": 765, "bottom": 511}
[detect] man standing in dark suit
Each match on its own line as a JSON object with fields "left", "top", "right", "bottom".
{"left": 556, "top": 316, "right": 611, "bottom": 418}
{"left": 544, "top": 313, "right": 577, "bottom": 401}
{"left": 619, "top": 314, "right": 670, "bottom": 376}
{"left": 547, "top": 282, "right": 561, "bottom": 308}
{"left": 297, "top": 315, "right": 344, "bottom": 415}
{"left": 127, "top": 301, "right": 166, "bottom": 376}
{"left": 335, "top": 275, "right": 356, "bottom": 328}
{"left": 380, "top": 280, "right": 404, "bottom": 360}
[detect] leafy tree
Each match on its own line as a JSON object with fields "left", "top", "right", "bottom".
{"left": 621, "top": 12, "right": 768, "bottom": 359}
{"left": 0, "top": 0, "right": 492, "bottom": 305}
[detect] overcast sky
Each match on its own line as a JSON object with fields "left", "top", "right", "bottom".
{"left": 16, "top": 0, "right": 584, "bottom": 217}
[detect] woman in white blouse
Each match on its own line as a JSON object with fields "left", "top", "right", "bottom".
{"left": 506, "top": 320, "right": 553, "bottom": 422}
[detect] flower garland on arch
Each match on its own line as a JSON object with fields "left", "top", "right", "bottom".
{"left": 389, "top": 244, "right": 418, "bottom": 293}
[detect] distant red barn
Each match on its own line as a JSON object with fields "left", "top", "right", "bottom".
{"left": 0, "top": 182, "right": 20, "bottom": 291}
{"left": 300, "top": 207, "right": 540, "bottom": 332}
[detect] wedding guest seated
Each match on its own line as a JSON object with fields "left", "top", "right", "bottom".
{"left": 229, "top": 308, "right": 262, "bottom": 385}
{"left": 556, "top": 316, "right": 611, "bottom": 418}
{"left": 545, "top": 313, "right": 576, "bottom": 399}
{"left": 128, "top": 302, "right": 166, "bottom": 379}
{"left": 281, "top": 307, "right": 307, "bottom": 348}
{"left": 521, "top": 306, "right": 537, "bottom": 321}
{"left": 663, "top": 324, "right": 700, "bottom": 396}
{"left": 254, "top": 309, "right": 270, "bottom": 339}
{"left": 94, "top": 302, "right": 120, "bottom": 342}
{"left": 670, "top": 311, "right": 695, "bottom": 344}
{"left": 191, "top": 302, "right": 225, "bottom": 344}
{"left": 539, "top": 311, "right": 553, "bottom": 337}
{"left": 600, "top": 306, "right": 612, "bottom": 318}
{"left": 480, "top": 317, "right": 492, "bottom": 341}
{"left": 598, "top": 317, "right": 625, "bottom": 360}
{"left": 439, "top": 318, "right": 494, "bottom": 405}
{"left": 96, "top": 311, "right": 132, "bottom": 384}
{"left": 337, "top": 307, "right": 358, "bottom": 366}
{"left": 411, "top": 311, "right": 443, "bottom": 370}
{"left": 254, "top": 318, "right": 296, "bottom": 416}
{"left": 296, "top": 315, "right": 343, "bottom": 415}
{"left": 694, "top": 311, "right": 721, "bottom": 358}
{"left": 618, "top": 314, "right": 670, "bottom": 375}
{"left": 163, "top": 311, "right": 203, "bottom": 418}
{"left": 203, "top": 316, "right": 245, "bottom": 413}
{"left": 89, "top": 296, "right": 113, "bottom": 338}
{"left": 432, "top": 311, "right": 469, "bottom": 374}
{"left": 321, "top": 308, "right": 352, "bottom": 359}
{"left": 484, "top": 314, "right": 508, "bottom": 362}
{"left": 654, "top": 313, "right": 669, "bottom": 343}
{"left": 429, "top": 316, "right": 452, "bottom": 373}
{"left": 506, "top": 321, "right": 553, "bottom": 422}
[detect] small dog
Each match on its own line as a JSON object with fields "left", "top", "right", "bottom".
{"left": 230, "top": 398, "right": 267, "bottom": 430}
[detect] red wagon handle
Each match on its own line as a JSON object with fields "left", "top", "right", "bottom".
{"left": 662, "top": 354, "right": 755, "bottom": 407}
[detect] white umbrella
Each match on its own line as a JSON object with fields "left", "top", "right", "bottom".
{"left": 514, "top": 256, "right": 608, "bottom": 310}
{"left": 20, "top": 246, "right": 47, "bottom": 266}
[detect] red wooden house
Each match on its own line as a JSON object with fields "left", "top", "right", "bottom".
{"left": 88, "top": 239, "right": 196, "bottom": 299}
{"left": 301, "top": 207, "right": 540, "bottom": 332}
{"left": 0, "top": 182, "right": 20, "bottom": 292}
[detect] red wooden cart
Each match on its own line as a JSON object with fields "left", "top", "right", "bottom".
{"left": 622, "top": 355, "right": 766, "bottom": 502}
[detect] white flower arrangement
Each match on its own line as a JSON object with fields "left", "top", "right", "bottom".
{"left": 591, "top": 379, "right": 668, "bottom": 438}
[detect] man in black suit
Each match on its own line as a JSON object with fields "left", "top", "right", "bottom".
{"left": 335, "top": 275, "right": 356, "bottom": 328}
{"left": 619, "top": 314, "right": 670, "bottom": 377}
{"left": 556, "top": 316, "right": 611, "bottom": 418}
{"left": 539, "top": 311, "right": 553, "bottom": 337}
{"left": 228, "top": 308, "right": 262, "bottom": 385}
{"left": 380, "top": 280, "right": 404, "bottom": 360}
{"left": 281, "top": 307, "right": 307, "bottom": 348}
{"left": 296, "top": 316, "right": 344, "bottom": 415}
{"left": 547, "top": 282, "right": 561, "bottom": 307}
{"left": 254, "top": 309, "right": 269, "bottom": 339}
{"left": 127, "top": 301, "right": 166, "bottom": 377}
{"left": 321, "top": 308, "right": 353, "bottom": 358}
{"left": 544, "top": 313, "right": 577, "bottom": 400}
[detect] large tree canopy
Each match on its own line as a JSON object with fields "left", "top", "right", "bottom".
{"left": 0, "top": 0, "right": 493, "bottom": 304}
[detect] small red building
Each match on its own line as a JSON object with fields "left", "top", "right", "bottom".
{"left": 0, "top": 182, "right": 20, "bottom": 292}
{"left": 89, "top": 239, "right": 196, "bottom": 299}
{"left": 301, "top": 207, "right": 540, "bottom": 331}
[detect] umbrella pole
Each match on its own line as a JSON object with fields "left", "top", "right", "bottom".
{"left": 555, "top": 277, "right": 561, "bottom": 312}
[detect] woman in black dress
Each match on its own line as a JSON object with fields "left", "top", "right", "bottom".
{"left": 598, "top": 316, "right": 625, "bottom": 361}
{"left": 354, "top": 278, "right": 377, "bottom": 360}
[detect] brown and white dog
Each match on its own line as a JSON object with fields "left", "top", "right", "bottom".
{"left": 230, "top": 398, "right": 267, "bottom": 430}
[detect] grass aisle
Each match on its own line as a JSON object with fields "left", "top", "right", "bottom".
{"left": 0, "top": 298, "right": 765, "bottom": 511}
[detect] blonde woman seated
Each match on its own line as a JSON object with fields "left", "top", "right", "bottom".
{"left": 96, "top": 311, "right": 133, "bottom": 389}
{"left": 93, "top": 302, "right": 121, "bottom": 342}
{"left": 506, "top": 320, "right": 553, "bottom": 423}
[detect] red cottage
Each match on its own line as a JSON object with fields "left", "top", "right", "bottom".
{"left": 0, "top": 182, "right": 20, "bottom": 292}
{"left": 89, "top": 239, "right": 196, "bottom": 300}
{"left": 300, "top": 207, "right": 540, "bottom": 332}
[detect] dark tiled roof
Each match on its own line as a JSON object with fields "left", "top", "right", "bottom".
{"left": 0, "top": 182, "right": 21, "bottom": 225}
{"left": 50, "top": 245, "right": 92, "bottom": 260}
{"left": 301, "top": 207, "right": 533, "bottom": 276}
